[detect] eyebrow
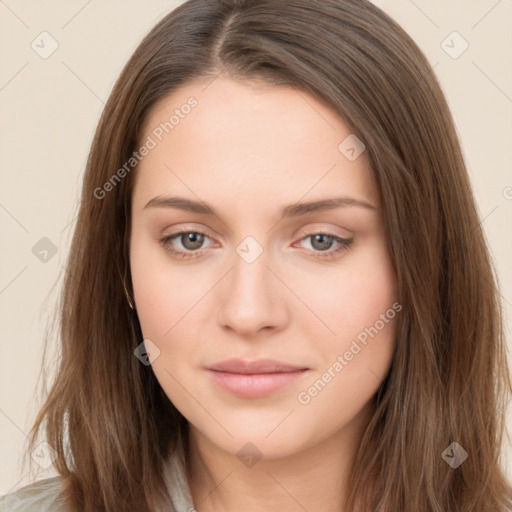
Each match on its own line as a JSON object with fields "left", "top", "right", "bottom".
{"left": 143, "top": 195, "right": 377, "bottom": 217}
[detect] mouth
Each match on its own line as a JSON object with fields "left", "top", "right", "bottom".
{"left": 208, "top": 358, "right": 309, "bottom": 374}
{"left": 207, "top": 358, "right": 309, "bottom": 398}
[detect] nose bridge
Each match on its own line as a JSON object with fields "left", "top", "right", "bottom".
{"left": 232, "top": 237, "right": 270, "bottom": 294}
{"left": 217, "top": 234, "right": 286, "bottom": 333}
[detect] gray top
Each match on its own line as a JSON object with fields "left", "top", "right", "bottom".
{"left": 0, "top": 445, "right": 195, "bottom": 512}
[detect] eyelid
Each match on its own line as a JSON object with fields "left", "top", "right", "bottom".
{"left": 161, "top": 223, "right": 352, "bottom": 243}
{"left": 158, "top": 225, "right": 353, "bottom": 261}
{"left": 294, "top": 223, "right": 353, "bottom": 240}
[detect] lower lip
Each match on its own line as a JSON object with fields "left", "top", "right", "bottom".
{"left": 208, "top": 369, "right": 308, "bottom": 398}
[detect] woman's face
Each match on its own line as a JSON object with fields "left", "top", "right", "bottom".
{"left": 130, "top": 76, "right": 399, "bottom": 459}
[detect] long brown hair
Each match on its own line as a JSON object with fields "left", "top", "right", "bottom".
{"left": 23, "top": 0, "right": 512, "bottom": 510}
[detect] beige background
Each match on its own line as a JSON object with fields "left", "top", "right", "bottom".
{"left": 1, "top": 0, "right": 511, "bottom": 495}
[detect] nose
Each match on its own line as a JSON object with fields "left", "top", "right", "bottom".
{"left": 216, "top": 247, "right": 289, "bottom": 337}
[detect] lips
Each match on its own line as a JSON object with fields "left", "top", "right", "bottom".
{"left": 207, "top": 358, "right": 309, "bottom": 398}
{"left": 208, "top": 358, "right": 308, "bottom": 374}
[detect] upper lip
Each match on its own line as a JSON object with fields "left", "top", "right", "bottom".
{"left": 208, "top": 358, "right": 308, "bottom": 374}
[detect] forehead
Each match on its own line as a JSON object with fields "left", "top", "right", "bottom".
{"left": 132, "top": 77, "right": 379, "bottom": 215}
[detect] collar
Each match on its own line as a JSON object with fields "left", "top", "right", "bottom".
{"left": 160, "top": 442, "right": 196, "bottom": 512}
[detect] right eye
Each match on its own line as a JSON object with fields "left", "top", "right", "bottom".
{"left": 159, "top": 231, "right": 213, "bottom": 259}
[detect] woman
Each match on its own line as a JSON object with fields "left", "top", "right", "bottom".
{"left": 2, "top": 0, "right": 511, "bottom": 510}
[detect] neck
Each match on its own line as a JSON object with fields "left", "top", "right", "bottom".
{"left": 187, "top": 401, "right": 374, "bottom": 512}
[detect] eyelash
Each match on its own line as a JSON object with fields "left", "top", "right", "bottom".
{"left": 158, "top": 231, "right": 353, "bottom": 261}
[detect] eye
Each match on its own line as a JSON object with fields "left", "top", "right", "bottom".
{"left": 159, "top": 231, "right": 213, "bottom": 259}
{"left": 158, "top": 231, "right": 353, "bottom": 260}
{"left": 294, "top": 233, "right": 353, "bottom": 260}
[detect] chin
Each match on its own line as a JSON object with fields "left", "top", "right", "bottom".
{"left": 192, "top": 419, "right": 312, "bottom": 461}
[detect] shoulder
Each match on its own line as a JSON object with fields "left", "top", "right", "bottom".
{"left": 0, "top": 476, "right": 71, "bottom": 512}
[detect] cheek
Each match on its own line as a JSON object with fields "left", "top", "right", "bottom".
{"left": 292, "top": 239, "right": 399, "bottom": 403}
{"left": 130, "top": 230, "right": 209, "bottom": 339}
{"left": 293, "top": 239, "right": 398, "bottom": 343}
{"left": 295, "top": 276, "right": 398, "bottom": 423}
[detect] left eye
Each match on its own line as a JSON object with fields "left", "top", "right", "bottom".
{"left": 159, "top": 231, "right": 353, "bottom": 260}
{"left": 296, "top": 233, "right": 352, "bottom": 259}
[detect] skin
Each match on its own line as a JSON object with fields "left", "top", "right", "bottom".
{"left": 130, "top": 76, "right": 399, "bottom": 512}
